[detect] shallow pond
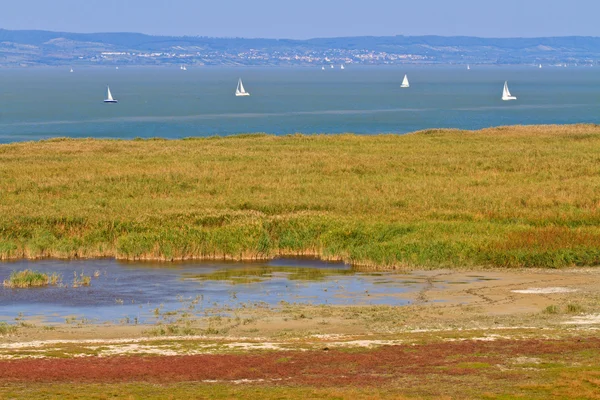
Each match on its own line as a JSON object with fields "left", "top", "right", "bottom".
{"left": 1, "top": 258, "right": 487, "bottom": 324}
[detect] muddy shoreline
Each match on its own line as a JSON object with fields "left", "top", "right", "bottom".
{"left": 2, "top": 266, "right": 600, "bottom": 398}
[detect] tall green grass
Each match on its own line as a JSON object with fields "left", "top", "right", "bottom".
{"left": 3, "top": 270, "right": 61, "bottom": 288}
{"left": 1, "top": 124, "right": 600, "bottom": 269}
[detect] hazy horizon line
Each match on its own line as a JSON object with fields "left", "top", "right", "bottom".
{"left": 2, "top": 27, "right": 600, "bottom": 41}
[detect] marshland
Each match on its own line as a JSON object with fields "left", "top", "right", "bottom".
{"left": 1, "top": 124, "right": 599, "bottom": 268}
{"left": 2, "top": 124, "right": 600, "bottom": 399}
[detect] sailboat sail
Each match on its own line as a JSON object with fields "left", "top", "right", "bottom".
{"left": 401, "top": 74, "right": 410, "bottom": 88}
{"left": 502, "top": 81, "right": 516, "bottom": 101}
{"left": 104, "top": 86, "right": 118, "bottom": 103}
{"left": 235, "top": 78, "right": 250, "bottom": 96}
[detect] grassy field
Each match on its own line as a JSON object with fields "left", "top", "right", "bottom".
{"left": 1, "top": 124, "right": 600, "bottom": 268}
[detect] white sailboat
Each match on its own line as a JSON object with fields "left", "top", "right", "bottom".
{"left": 340, "top": 64, "right": 345, "bottom": 70}
{"left": 70, "top": 67, "right": 74, "bottom": 73}
{"left": 235, "top": 78, "right": 250, "bottom": 97}
{"left": 400, "top": 74, "right": 410, "bottom": 88}
{"left": 501, "top": 81, "right": 516, "bottom": 101}
{"left": 181, "top": 65, "right": 187, "bottom": 71}
{"left": 322, "top": 66, "right": 325, "bottom": 70}
{"left": 330, "top": 65, "right": 334, "bottom": 69}
{"left": 539, "top": 64, "right": 542, "bottom": 69}
{"left": 104, "top": 85, "right": 118, "bottom": 103}
{"left": 467, "top": 65, "right": 470, "bottom": 70}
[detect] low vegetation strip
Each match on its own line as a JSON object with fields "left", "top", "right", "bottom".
{"left": 1, "top": 338, "right": 598, "bottom": 383}
{"left": 0, "top": 338, "right": 599, "bottom": 398}
{"left": 1, "top": 124, "right": 600, "bottom": 268}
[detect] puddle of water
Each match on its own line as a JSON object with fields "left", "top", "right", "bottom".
{"left": 466, "top": 275, "right": 499, "bottom": 281}
{"left": 0, "top": 259, "right": 490, "bottom": 324}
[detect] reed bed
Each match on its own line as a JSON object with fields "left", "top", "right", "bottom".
{"left": 3, "top": 270, "right": 61, "bottom": 288}
{"left": 1, "top": 124, "right": 599, "bottom": 269}
{"left": 71, "top": 271, "right": 91, "bottom": 288}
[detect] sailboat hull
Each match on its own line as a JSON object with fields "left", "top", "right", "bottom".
{"left": 502, "top": 96, "right": 517, "bottom": 101}
{"left": 104, "top": 100, "right": 118, "bottom": 103}
{"left": 235, "top": 92, "right": 250, "bottom": 97}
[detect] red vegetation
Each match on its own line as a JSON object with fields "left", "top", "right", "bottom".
{"left": 1, "top": 338, "right": 598, "bottom": 386}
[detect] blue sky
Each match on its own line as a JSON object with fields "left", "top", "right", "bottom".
{"left": 1, "top": 0, "right": 599, "bottom": 39}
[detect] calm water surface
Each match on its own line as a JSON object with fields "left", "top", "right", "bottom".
{"left": 0, "top": 66, "right": 599, "bottom": 143}
{"left": 0, "top": 258, "right": 490, "bottom": 324}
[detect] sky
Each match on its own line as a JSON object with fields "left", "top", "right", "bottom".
{"left": 1, "top": 0, "right": 599, "bottom": 39}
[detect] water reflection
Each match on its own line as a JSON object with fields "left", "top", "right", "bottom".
{"left": 184, "top": 265, "right": 355, "bottom": 284}
{"left": 0, "top": 258, "right": 484, "bottom": 324}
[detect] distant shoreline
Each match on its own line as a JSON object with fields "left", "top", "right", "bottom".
{"left": 1, "top": 29, "right": 598, "bottom": 67}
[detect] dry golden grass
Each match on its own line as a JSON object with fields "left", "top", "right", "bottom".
{"left": 1, "top": 124, "right": 599, "bottom": 268}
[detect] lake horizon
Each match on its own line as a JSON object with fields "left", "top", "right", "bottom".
{"left": 0, "top": 65, "right": 599, "bottom": 144}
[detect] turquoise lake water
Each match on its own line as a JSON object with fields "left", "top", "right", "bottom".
{"left": 0, "top": 65, "right": 599, "bottom": 143}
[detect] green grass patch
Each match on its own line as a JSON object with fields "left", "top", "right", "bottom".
{"left": 543, "top": 305, "right": 560, "bottom": 314}
{"left": 455, "top": 361, "right": 492, "bottom": 370}
{"left": 3, "top": 269, "right": 61, "bottom": 288}
{"left": 566, "top": 303, "right": 584, "bottom": 314}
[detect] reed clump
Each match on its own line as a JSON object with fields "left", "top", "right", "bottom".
{"left": 3, "top": 270, "right": 61, "bottom": 288}
{"left": 1, "top": 124, "right": 600, "bottom": 269}
{"left": 72, "top": 271, "right": 92, "bottom": 288}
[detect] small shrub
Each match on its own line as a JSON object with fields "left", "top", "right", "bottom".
{"left": 204, "top": 327, "right": 220, "bottom": 335}
{"left": 543, "top": 305, "right": 559, "bottom": 314}
{"left": 145, "top": 325, "right": 167, "bottom": 336}
{"left": 144, "top": 324, "right": 195, "bottom": 336}
{"left": 0, "top": 322, "right": 17, "bottom": 335}
{"left": 566, "top": 303, "right": 584, "bottom": 314}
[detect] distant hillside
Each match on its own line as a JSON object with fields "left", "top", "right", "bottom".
{"left": 1, "top": 29, "right": 599, "bottom": 66}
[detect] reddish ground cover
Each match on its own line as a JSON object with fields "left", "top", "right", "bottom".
{"left": 1, "top": 338, "right": 598, "bottom": 386}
